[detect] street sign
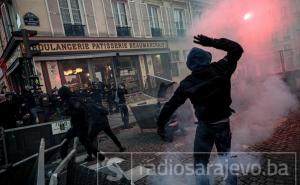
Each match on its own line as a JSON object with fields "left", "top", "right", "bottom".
{"left": 51, "top": 120, "right": 71, "bottom": 135}
{"left": 23, "top": 12, "right": 39, "bottom": 26}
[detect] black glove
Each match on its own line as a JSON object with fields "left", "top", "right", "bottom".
{"left": 193, "top": 34, "right": 214, "bottom": 47}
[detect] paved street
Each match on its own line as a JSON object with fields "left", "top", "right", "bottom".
{"left": 107, "top": 111, "right": 136, "bottom": 129}
{"left": 77, "top": 109, "right": 300, "bottom": 185}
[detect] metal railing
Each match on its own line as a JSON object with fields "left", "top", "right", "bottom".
{"left": 4, "top": 119, "right": 70, "bottom": 163}
{"left": 116, "top": 26, "right": 131, "bottom": 37}
{"left": 37, "top": 138, "right": 45, "bottom": 185}
{"left": 0, "top": 139, "right": 67, "bottom": 175}
{"left": 0, "top": 127, "right": 8, "bottom": 168}
{"left": 63, "top": 24, "right": 85, "bottom": 36}
{"left": 151, "top": 27, "right": 162, "bottom": 37}
{"left": 49, "top": 137, "right": 79, "bottom": 185}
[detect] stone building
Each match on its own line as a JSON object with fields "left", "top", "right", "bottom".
{"left": 0, "top": 0, "right": 213, "bottom": 93}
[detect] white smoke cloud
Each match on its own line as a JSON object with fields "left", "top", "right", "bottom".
{"left": 186, "top": 0, "right": 298, "bottom": 150}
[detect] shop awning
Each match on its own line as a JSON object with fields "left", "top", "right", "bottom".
{"left": 33, "top": 49, "right": 170, "bottom": 61}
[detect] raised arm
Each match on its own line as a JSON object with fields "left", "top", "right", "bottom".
{"left": 194, "top": 35, "right": 244, "bottom": 75}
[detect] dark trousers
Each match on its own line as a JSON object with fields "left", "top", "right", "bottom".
{"left": 119, "top": 104, "right": 129, "bottom": 128}
{"left": 194, "top": 121, "right": 236, "bottom": 185}
{"left": 60, "top": 127, "right": 105, "bottom": 160}
{"left": 89, "top": 125, "right": 123, "bottom": 153}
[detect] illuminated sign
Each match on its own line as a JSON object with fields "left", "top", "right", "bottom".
{"left": 32, "top": 40, "right": 168, "bottom": 54}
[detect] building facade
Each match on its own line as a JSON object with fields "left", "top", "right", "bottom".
{"left": 0, "top": 0, "right": 213, "bottom": 94}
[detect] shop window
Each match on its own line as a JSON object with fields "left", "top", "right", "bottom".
{"left": 0, "top": 18, "right": 7, "bottom": 49}
{"left": 91, "top": 58, "right": 115, "bottom": 85}
{"left": 171, "top": 63, "right": 179, "bottom": 77}
{"left": 171, "top": 51, "right": 180, "bottom": 62}
{"left": 58, "top": 0, "right": 85, "bottom": 36}
{"left": 174, "top": 9, "right": 185, "bottom": 37}
{"left": 115, "top": 56, "right": 140, "bottom": 93}
{"left": 148, "top": 5, "right": 162, "bottom": 37}
{"left": 60, "top": 60, "right": 91, "bottom": 90}
{"left": 113, "top": 1, "right": 131, "bottom": 37}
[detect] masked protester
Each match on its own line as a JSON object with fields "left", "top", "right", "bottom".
{"left": 86, "top": 100, "right": 126, "bottom": 161}
{"left": 58, "top": 86, "right": 105, "bottom": 162}
{"left": 156, "top": 35, "right": 243, "bottom": 185}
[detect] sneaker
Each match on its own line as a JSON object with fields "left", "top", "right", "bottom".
{"left": 97, "top": 153, "right": 105, "bottom": 162}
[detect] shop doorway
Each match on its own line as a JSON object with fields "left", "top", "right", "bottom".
{"left": 91, "top": 58, "right": 115, "bottom": 86}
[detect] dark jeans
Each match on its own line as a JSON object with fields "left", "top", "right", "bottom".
{"left": 60, "top": 127, "right": 105, "bottom": 160}
{"left": 119, "top": 104, "right": 129, "bottom": 128}
{"left": 89, "top": 125, "right": 123, "bottom": 153}
{"left": 194, "top": 121, "right": 236, "bottom": 185}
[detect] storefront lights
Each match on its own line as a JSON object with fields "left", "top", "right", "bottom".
{"left": 75, "top": 68, "right": 83, "bottom": 74}
{"left": 63, "top": 68, "right": 83, "bottom": 75}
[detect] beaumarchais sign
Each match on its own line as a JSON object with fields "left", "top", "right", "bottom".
{"left": 30, "top": 40, "right": 168, "bottom": 54}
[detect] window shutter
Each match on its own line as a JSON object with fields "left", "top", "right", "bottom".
{"left": 140, "top": 3, "right": 151, "bottom": 37}
{"left": 83, "top": 0, "right": 98, "bottom": 36}
{"left": 129, "top": 1, "right": 141, "bottom": 37}
{"left": 0, "top": 18, "right": 7, "bottom": 48}
{"left": 160, "top": 6, "right": 170, "bottom": 37}
{"left": 167, "top": 7, "right": 176, "bottom": 37}
{"left": 47, "top": 0, "right": 64, "bottom": 35}
{"left": 157, "top": 6, "right": 163, "bottom": 30}
{"left": 0, "top": 4, "right": 11, "bottom": 39}
{"left": 185, "top": 9, "right": 191, "bottom": 31}
{"left": 102, "top": 0, "right": 117, "bottom": 36}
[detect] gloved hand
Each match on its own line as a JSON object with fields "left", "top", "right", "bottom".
{"left": 193, "top": 34, "right": 214, "bottom": 47}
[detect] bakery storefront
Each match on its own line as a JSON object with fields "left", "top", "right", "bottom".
{"left": 32, "top": 38, "right": 171, "bottom": 93}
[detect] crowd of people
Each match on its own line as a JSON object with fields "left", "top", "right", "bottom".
{"left": 0, "top": 81, "right": 131, "bottom": 130}
{"left": 0, "top": 88, "right": 63, "bottom": 129}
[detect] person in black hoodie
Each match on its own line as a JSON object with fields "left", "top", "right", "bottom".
{"left": 86, "top": 100, "right": 126, "bottom": 160}
{"left": 58, "top": 86, "right": 105, "bottom": 162}
{"left": 156, "top": 35, "right": 243, "bottom": 185}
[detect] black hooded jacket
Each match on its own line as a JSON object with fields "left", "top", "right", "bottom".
{"left": 157, "top": 38, "right": 244, "bottom": 129}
